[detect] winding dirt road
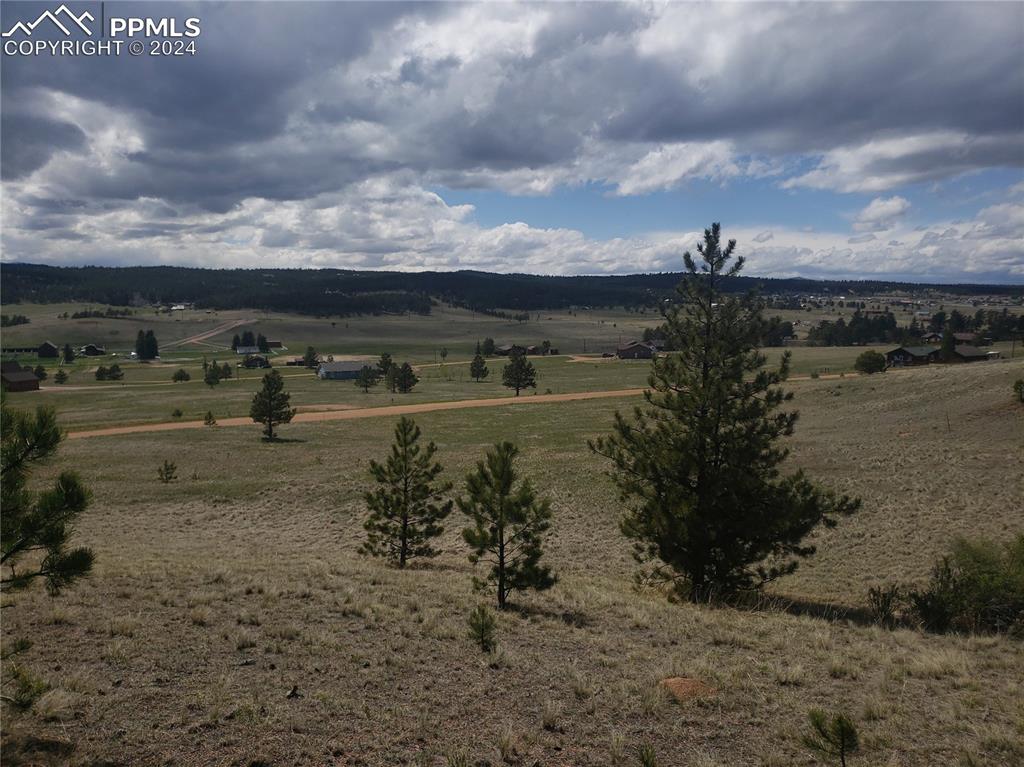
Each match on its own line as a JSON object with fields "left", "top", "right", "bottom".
{"left": 66, "top": 388, "right": 646, "bottom": 440}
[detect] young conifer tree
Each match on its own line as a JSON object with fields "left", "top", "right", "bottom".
{"left": 249, "top": 369, "right": 296, "bottom": 440}
{"left": 591, "top": 223, "right": 859, "bottom": 601}
{"left": 361, "top": 417, "right": 452, "bottom": 567}
{"left": 501, "top": 351, "right": 536, "bottom": 396}
{"left": 459, "top": 442, "right": 555, "bottom": 609}
{"left": 470, "top": 353, "right": 489, "bottom": 382}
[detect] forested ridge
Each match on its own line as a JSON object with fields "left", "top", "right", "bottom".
{"left": 2, "top": 263, "right": 1020, "bottom": 316}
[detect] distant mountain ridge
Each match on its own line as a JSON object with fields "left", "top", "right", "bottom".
{"left": 1, "top": 263, "right": 1020, "bottom": 316}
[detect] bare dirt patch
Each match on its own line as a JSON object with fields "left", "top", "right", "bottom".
{"left": 661, "top": 676, "right": 717, "bottom": 702}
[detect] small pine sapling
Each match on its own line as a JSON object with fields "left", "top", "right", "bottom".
{"left": 802, "top": 709, "right": 859, "bottom": 767}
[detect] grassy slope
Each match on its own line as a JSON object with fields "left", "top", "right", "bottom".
{"left": 2, "top": 359, "right": 1022, "bottom": 766}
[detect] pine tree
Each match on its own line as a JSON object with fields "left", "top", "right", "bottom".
{"left": 940, "top": 326, "right": 956, "bottom": 362}
{"left": 54, "top": 370, "right": 68, "bottom": 385}
{"left": 802, "top": 710, "right": 859, "bottom": 767}
{"left": 257, "top": 333, "right": 269, "bottom": 353}
{"left": 590, "top": 223, "right": 859, "bottom": 601}
{"left": 361, "top": 417, "right": 452, "bottom": 567}
{"left": 355, "top": 365, "right": 380, "bottom": 393}
{"left": 394, "top": 362, "right": 419, "bottom": 393}
{"left": 303, "top": 346, "right": 319, "bottom": 369}
{"left": 481, "top": 338, "right": 496, "bottom": 356}
{"left": 135, "top": 330, "right": 146, "bottom": 359}
{"left": 502, "top": 351, "right": 536, "bottom": 396}
{"left": 1, "top": 393, "right": 94, "bottom": 594}
{"left": 204, "top": 365, "right": 221, "bottom": 388}
{"left": 249, "top": 370, "right": 296, "bottom": 440}
{"left": 144, "top": 330, "right": 159, "bottom": 360}
{"left": 470, "top": 353, "right": 489, "bottom": 382}
{"left": 459, "top": 442, "right": 555, "bottom": 609}
{"left": 62, "top": 343, "right": 75, "bottom": 364}
{"left": 231, "top": 334, "right": 241, "bottom": 352}
{"left": 33, "top": 366, "right": 47, "bottom": 381}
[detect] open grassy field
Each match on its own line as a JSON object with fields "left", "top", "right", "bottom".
{"left": 2, "top": 352, "right": 1022, "bottom": 766}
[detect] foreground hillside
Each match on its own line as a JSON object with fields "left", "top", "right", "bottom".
{"left": 2, "top": 361, "right": 1022, "bottom": 766}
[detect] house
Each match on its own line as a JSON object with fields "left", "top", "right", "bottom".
{"left": 525, "top": 345, "right": 540, "bottom": 355}
{"left": 79, "top": 344, "right": 105, "bottom": 356}
{"left": 234, "top": 345, "right": 261, "bottom": 355}
{"left": 1, "top": 361, "right": 39, "bottom": 392}
{"left": 240, "top": 355, "right": 271, "bottom": 369}
{"left": 920, "top": 332, "right": 943, "bottom": 344}
{"left": 953, "top": 332, "right": 980, "bottom": 345}
{"left": 885, "top": 346, "right": 937, "bottom": 367}
{"left": 285, "top": 357, "right": 307, "bottom": 366}
{"left": 495, "top": 344, "right": 526, "bottom": 356}
{"left": 616, "top": 340, "right": 656, "bottom": 360}
{"left": 38, "top": 341, "right": 59, "bottom": 358}
{"left": 944, "top": 345, "right": 989, "bottom": 364}
{"left": 317, "top": 361, "right": 364, "bottom": 380}
{"left": 266, "top": 340, "right": 283, "bottom": 349}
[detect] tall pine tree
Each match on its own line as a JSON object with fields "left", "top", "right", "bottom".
{"left": 459, "top": 442, "right": 555, "bottom": 609}
{"left": 361, "top": 417, "right": 452, "bottom": 567}
{"left": 249, "top": 370, "right": 296, "bottom": 440}
{"left": 591, "top": 223, "right": 858, "bottom": 601}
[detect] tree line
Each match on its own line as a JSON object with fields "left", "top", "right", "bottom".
{"left": 5, "top": 262, "right": 1019, "bottom": 317}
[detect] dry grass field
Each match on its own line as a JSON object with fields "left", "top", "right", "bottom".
{"left": 2, "top": 351, "right": 1022, "bottom": 766}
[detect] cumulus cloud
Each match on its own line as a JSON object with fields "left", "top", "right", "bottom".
{"left": 0, "top": 1, "right": 1021, "bottom": 280}
{"left": 854, "top": 196, "right": 911, "bottom": 232}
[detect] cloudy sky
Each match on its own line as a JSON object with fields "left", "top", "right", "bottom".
{"left": 1, "top": 1, "right": 1022, "bottom": 282}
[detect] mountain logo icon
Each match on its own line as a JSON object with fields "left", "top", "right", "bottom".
{"left": 2, "top": 4, "right": 95, "bottom": 37}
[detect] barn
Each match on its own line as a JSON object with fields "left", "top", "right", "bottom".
{"left": 317, "top": 361, "right": 364, "bottom": 380}
{"left": 38, "top": 341, "right": 59, "bottom": 358}
{"left": 1, "top": 361, "right": 40, "bottom": 392}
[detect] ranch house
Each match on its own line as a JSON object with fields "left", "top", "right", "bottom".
{"left": 317, "top": 361, "right": 364, "bottom": 380}
{"left": 885, "top": 346, "right": 936, "bottom": 367}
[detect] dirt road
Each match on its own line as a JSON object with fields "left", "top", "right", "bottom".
{"left": 163, "top": 318, "right": 254, "bottom": 349}
{"left": 66, "top": 388, "right": 646, "bottom": 440}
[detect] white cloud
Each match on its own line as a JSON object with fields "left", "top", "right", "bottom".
{"left": 854, "top": 195, "right": 911, "bottom": 232}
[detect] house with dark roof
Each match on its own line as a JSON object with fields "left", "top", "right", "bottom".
{"left": 1, "top": 361, "right": 39, "bottom": 392}
{"left": 944, "top": 345, "right": 989, "bottom": 364}
{"left": 616, "top": 340, "right": 656, "bottom": 360}
{"left": 495, "top": 344, "right": 526, "bottom": 356}
{"left": 317, "top": 361, "right": 364, "bottom": 380}
{"left": 885, "top": 346, "right": 937, "bottom": 367}
{"left": 79, "top": 344, "right": 106, "bottom": 356}
{"left": 38, "top": 341, "right": 59, "bottom": 358}
{"left": 920, "top": 332, "right": 942, "bottom": 344}
{"left": 240, "top": 355, "right": 271, "bottom": 369}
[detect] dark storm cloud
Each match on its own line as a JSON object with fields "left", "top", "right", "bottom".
{"left": 0, "top": 113, "right": 85, "bottom": 179}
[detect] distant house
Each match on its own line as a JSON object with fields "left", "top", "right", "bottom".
{"left": 285, "top": 357, "right": 306, "bottom": 366}
{"left": 953, "top": 332, "right": 980, "bottom": 345}
{"left": 240, "top": 355, "right": 271, "bottom": 369}
{"left": 944, "top": 345, "right": 989, "bottom": 364}
{"left": 317, "top": 361, "right": 364, "bottom": 380}
{"left": 920, "top": 332, "right": 942, "bottom": 344}
{"left": 525, "top": 345, "right": 540, "bottom": 355}
{"left": 79, "top": 344, "right": 105, "bottom": 356}
{"left": 266, "top": 340, "right": 283, "bottom": 349}
{"left": 495, "top": 344, "right": 526, "bottom": 356}
{"left": 235, "top": 345, "right": 261, "bottom": 355}
{"left": 885, "top": 346, "right": 937, "bottom": 367}
{"left": 1, "top": 361, "right": 39, "bottom": 392}
{"left": 38, "top": 341, "right": 59, "bottom": 358}
{"left": 616, "top": 340, "right": 656, "bottom": 360}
